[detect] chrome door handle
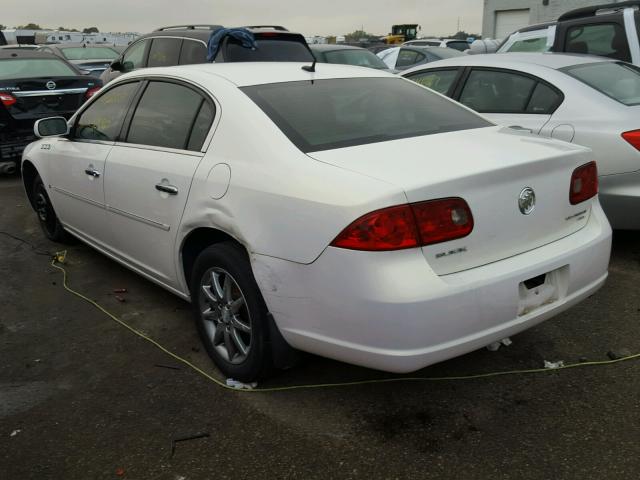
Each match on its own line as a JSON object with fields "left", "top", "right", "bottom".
{"left": 84, "top": 168, "right": 101, "bottom": 177}
{"left": 155, "top": 183, "right": 178, "bottom": 195}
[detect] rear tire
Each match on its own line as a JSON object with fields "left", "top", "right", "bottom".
{"left": 190, "top": 242, "right": 273, "bottom": 382}
{"left": 32, "top": 175, "right": 70, "bottom": 243}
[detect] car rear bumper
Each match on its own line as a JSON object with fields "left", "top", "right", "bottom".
{"left": 599, "top": 170, "right": 640, "bottom": 230}
{"left": 253, "top": 202, "right": 612, "bottom": 373}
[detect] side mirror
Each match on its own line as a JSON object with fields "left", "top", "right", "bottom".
{"left": 34, "top": 117, "right": 70, "bottom": 138}
{"left": 110, "top": 59, "right": 124, "bottom": 71}
{"left": 122, "top": 60, "right": 134, "bottom": 71}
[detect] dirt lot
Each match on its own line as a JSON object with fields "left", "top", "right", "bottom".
{"left": 1, "top": 175, "right": 639, "bottom": 480}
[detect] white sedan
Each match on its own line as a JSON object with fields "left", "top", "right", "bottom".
{"left": 402, "top": 52, "right": 640, "bottom": 230}
{"left": 22, "top": 62, "right": 611, "bottom": 381}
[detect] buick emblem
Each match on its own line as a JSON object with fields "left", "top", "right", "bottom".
{"left": 518, "top": 187, "right": 536, "bottom": 215}
{"left": 46, "top": 81, "right": 56, "bottom": 90}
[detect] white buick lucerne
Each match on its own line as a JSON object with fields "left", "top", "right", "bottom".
{"left": 22, "top": 62, "right": 612, "bottom": 381}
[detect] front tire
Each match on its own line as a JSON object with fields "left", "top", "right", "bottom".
{"left": 32, "top": 175, "right": 69, "bottom": 243}
{"left": 190, "top": 242, "right": 273, "bottom": 382}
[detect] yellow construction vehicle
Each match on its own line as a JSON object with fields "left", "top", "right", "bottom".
{"left": 381, "top": 24, "right": 421, "bottom": 44}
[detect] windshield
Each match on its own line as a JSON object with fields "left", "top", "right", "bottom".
{"left": 61, "top": 47, "right": 119, "bottom": 60}
{"left": 225, "top": 38, "right": 314, "bottom": 62}
{"left": 243, "top": 77, "right": 491, "bottom": 153}
{"left": 506, "top": 36, "right": 549, "bottom": 52}
{"left": 323, "top": 49, "right": 389, "bottom": 70}
{"left": 562, "top": 61, "right": 640, "bottom": 106}
{"left": 0, "top": 58, "right": 77, "bottom": 79}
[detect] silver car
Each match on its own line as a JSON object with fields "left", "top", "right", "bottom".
{"left": 402, "top": 52, "right": 640, "bottom": 229}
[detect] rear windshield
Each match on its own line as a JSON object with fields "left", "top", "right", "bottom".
{"left": 0, "top": 58, "right": 77, "bottom": 79}
{"left": 323, "top": 49, "right": 389, "bottom": 69}
{"left": 562, "top": 62, "right": 640, "bottom": 106}
{"left": 61, "top": 47, "right": 119, "bottom": 60}
{"left": 243, "top": 77, "right": 491, "bottom": 153}
{"left": 225, "top": 38, "right": 314, "bottom": 62}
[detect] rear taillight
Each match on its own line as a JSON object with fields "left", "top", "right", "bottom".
{"left": 331, "top": 198, "right": 473, "bottom": 251}
{"left": 411, "top": 198, "right": 474, "bottom": 246}
{"left": 85, "top": 87, "right": 101, "bottom": 99}
{"left": 570, "top": 161, "right": 598, "bottom": 205}
{"left": 622, "top": 129, "right": 640, "bottom": 150}
{"left": 0, "top": 92, "right": 17, "bottom": 107}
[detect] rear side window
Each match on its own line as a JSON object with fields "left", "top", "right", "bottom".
{"left": 180, "top": 40, "right": 207, "bottom": 65}
{"left": 565, "top": 23, "right": 630, "bottom": 61}
{"left": 224, "top": 37, "right": 313, "bottom": 62}
{"left": 187, "top": 101, "right": 215, "bottom": 151}
{"left": 148, "top": 38, "right": 182, "bottom": 67}
{"left": 506, "top": 36, "right": 549, "bottom": 52}
{"left": 126, "top": 81, "right": 212, "bottom": 151}
{"left": 396, "top": 49, "right": 423, "bottom": 68}
{"left": 242, "top": 78, "right": 491, "bottom": 153}
{"left": 563, "top": 61, "right": 640, "bottom": 106}
{"left": 460, "top": 69, "right": 536, "bottom": 113}
{"left": 75, "top": 82, "right": 139, "bottom": 141}
{"left": 405, "top": 69, "right": 459, "bottom": 95}
{"left": 526, "top": 83, "right": 562, "bottom": 113}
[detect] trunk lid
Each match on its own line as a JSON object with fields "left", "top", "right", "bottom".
{"left": 309, "top": 126, "right": 595, "bottom": 275}
{"left": 0, "top": 76, "right": 98, "bottom": 121}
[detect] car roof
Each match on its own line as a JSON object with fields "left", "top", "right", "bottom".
{"left": 512, "top": 21, "right": 556, "bottom": 34}
{"left": 558, "top": 0, "right": 639, "bottom": 21}
{"left": 403, "top": 52, "right": 612, "bottom": 71}
{"left": 123, "top": 61, "right": 393, "bottom": 87}
{"left": 310, "top": 44, "right": 365, "bottom": 51}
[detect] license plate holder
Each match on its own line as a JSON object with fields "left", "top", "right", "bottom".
{"left": 518, "top": 266, "right": 566, "bottom": 316}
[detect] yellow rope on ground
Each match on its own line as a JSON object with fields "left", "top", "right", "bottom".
{"left": 49, "top": 251, "right": 640, "bottom": 393}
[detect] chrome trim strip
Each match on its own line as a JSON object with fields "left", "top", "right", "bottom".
{"left": 13, "top": 88, "right": 89, "bottom": 97}
{"left": 50, "top": 185, "right": 105, "bottom": 209}
{"left": 106, "top": 204, "right": 171, "bottom": 231}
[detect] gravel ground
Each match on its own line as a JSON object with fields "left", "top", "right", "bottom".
{"left": 1, "top": 175, "right": 639, "bottom": 480}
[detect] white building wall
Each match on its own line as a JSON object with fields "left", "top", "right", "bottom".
{"left": 482, "top": 0, "right": 625, "bottom": 39}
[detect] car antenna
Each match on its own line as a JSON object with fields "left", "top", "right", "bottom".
{"left": 301, "top": 58, "right": 316, "bottom": 73}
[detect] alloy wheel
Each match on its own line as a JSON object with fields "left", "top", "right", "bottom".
{"left": 199, "top": 267, "right": 252, "bottom": 364}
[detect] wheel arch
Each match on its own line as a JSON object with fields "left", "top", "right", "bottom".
{"left": 180, "top": 227, "right": 249, "bottom": 291}
{"left": 21, "top": 160, "right": 39, "bottom": 209}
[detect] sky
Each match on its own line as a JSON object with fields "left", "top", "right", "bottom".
{"left": 2, "top": 0, "right": 483, "bottom": 37}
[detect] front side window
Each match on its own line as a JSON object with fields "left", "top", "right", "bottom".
{"left": 148, "top": 38, "right": 182, "bottom": 67}
{"left": 122, "top": 39, "right": 149, "bottom": 70}
{"left": 396, "top": 49, "right": 419, "bottom": 68}
{"left": 565, "top": 23, "right": 630, "bottom": 61}
{"left": 126, "top": 81, "right": 210, "bottom": 150}
{"left": 446, "top": 41, "right": 469, "bottom": 52}
{"left": 405, "top": 69, "right": 459, "bottom": 95}
{"left": 75, "top": 82, "right": 139, "bottom": 141}
{"left": 563, "top": 61, "right": 640, "bottom": 106}
{"left": 459, "top": 69, "right": 536, "bottom": 113}
{"left": 242, "top": 78, "right": 491, "bottom": 153}
{"left": 0, "top": 58, "right": 77, "bottom": 79}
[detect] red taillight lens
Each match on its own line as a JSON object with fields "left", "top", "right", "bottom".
{"left": 622, "top": 129, "right": 640, "bottom": 150}
{"left": 331, "top": 198, "right": 474, "bottom": 251}
{"left": 331, "top": 205, "right": 419, "bottom": 251}
{"left": 0, "top": 92, "right": 17, "bottom": 107}
{"left": 85, "top": 87, "right": 101, "bottom": 99}
{"left": 411, "top": 198, "right": 474, "bottom": 246}
{"left": 570, "top": 161, "right": 598, "bottom": 205}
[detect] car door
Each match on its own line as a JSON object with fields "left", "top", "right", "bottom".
{"left": 455, "top": 68, "right": 562, "bottom": 134}
{"left": 46, "top": 81, "right": 141, "bottom": 246}
{"left": 103, "top": 79, "right": 215, "bottom": 286}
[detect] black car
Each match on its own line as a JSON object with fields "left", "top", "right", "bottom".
{"left": 100, "top": 24, "right": 314, "bottom": 84}
{"left": 0, "top": 51, "right": 101, "bottom": 174}
{"left": 310, "top": 44, "right": 393, "bottom": 71}
{"left": 37, "top": 44, "right": 121, "bottom": 77}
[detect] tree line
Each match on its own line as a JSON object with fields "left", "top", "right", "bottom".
{"left": 0, "top": 23, "right": 99, "bottom": 33}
